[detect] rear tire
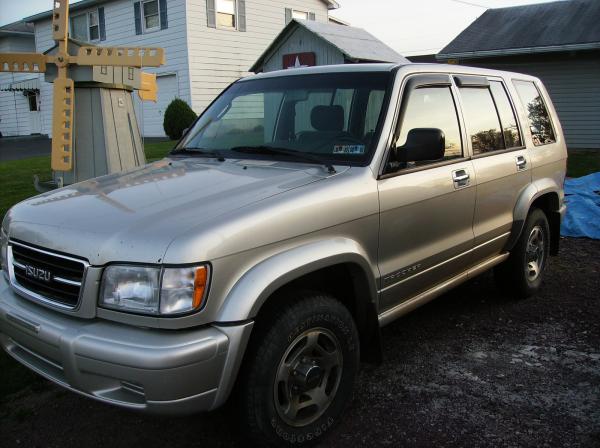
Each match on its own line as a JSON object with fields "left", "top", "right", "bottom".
{"left": 240, "top": 291, "right": 359, "bottom": 446}
{"left": 495, "top": 208, "right": 550, "bottom": 298}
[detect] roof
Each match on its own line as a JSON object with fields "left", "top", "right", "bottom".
{"left": 24, "top": 0, "right": 338, "bottom": 23}
{"left": 251, "top": 19, "right": 408, "bottom": 72}
{"left": 438, "top": 0, "right": 600, "bottom": 59}
{"left": 0, "top": 20, "right": 34, "bottom": 36}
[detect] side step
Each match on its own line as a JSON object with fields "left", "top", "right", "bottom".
{"left": 378, "top": 252, "right": 509, "bottom": 327}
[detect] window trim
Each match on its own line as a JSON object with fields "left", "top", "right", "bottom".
{"left": 70, "top": 10, "right": 101, "bottom": 42}
{"left": 142, "top": 0, "right": 161, "bottom": 33}
{"left": 216, "top": 0, "right": 237, "bottom": 30}
{"left": 88, "top": 10, "right": 100, "bottom": 42}
{"left": 379, "top": 73, "right": 465, "bottom": 179}
{"left": 291, "top": 9, "right": 309, "bottom": 20}
{"left": 512, "top": 78, "right": 557, "bottom": 148}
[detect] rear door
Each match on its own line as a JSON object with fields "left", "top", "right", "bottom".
{"left": 454, "top": 75, "right": 531, "bottom": 262}
{"left": 377, "top": 74, "right": 476, "bottom": 312}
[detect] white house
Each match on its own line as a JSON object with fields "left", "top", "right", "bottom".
{"left": 17, "top": 0, "right": 338, "bottom": 138}
{"left": 0, "top": 21, "right": 42, "bottom": 137}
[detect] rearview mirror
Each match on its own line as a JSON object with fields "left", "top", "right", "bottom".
{"left": 397, "top": 128, "right": 445, "bottom": 162}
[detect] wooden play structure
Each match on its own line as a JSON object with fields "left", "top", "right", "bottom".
{"left": 0, "top": 0, "right": 165, "bottom": 188}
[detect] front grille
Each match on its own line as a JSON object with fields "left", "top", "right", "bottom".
{"left": 9, "top": 241, "right": 87, "bottom": 309}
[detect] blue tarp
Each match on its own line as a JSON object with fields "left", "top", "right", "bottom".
{"left": 561, "top": 172, "right": 600, "bottom": 239}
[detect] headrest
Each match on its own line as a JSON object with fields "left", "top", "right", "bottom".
{"left": 311, "top": 105, "right": 344, "bottom": 132}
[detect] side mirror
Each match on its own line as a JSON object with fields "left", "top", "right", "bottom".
{"left": 397, "top": 128, "right": 445, "bottom": 162}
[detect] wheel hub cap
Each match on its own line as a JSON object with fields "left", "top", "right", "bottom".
{"left": 274, "top": 328, "right": 343, "bottom": 427}
{"left": 526, "top": 225, "right": 545, "bottom": 281}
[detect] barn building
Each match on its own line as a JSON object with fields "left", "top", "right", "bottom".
{"left": 437, "top": 0, "right": 600, "bottom": 150}
{"left": 251, "top": 19, "right": 407, "bottom": 73}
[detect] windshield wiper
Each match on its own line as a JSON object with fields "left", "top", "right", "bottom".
{"left": 230, "top": 145, "right": 336, "bottom": 174}
{"left": 169, "top": 147, "right": 225, "bottom": 161}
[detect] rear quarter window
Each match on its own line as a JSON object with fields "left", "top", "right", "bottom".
{"left": 513, "top": 80, "right": 556, "bottom": 146}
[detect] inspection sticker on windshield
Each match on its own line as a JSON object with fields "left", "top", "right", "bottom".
{"left": 333, "top": 144, "right": 365, "bottom": 155}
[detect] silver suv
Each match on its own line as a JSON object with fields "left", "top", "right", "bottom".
{"left": 0, "top": 63, "right": 566, "bottom": 446}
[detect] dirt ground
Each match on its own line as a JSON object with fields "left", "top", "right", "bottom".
{"left": 1, "top": 237, "right": 598, "bottom": 447}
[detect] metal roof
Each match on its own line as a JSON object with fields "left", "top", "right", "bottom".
{"left": 438, "top": 0, "right": 600, "bottom": 59}
{"left": 251, "top": 19, "right": 408, "bottom": 72}
{"left": 24, "top": 0, "right": 338, "bottom": 23}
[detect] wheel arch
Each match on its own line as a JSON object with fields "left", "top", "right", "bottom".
{"left": 505, "top": 180, "right": 563, "bottom": 255}
{"left": 216, "top": 238, "right": 382, "bottom": 363}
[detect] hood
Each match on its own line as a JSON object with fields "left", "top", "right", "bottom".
{"left": 7, "top": 158, "right": 334, "bottom": 265}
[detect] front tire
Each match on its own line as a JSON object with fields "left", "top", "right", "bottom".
{"left": 240, "top": 291, "right": 359, "bottom": 446}
{"left": 495, "top": 208, "right": 550, "bottom": 298}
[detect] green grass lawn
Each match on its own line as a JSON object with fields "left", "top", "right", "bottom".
{"left": 566, "top": 150, "right": 600, "bottom": 178}
{"left": 0, "top": 140, "right": 176, "bottom": 220}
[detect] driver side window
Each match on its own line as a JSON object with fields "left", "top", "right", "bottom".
{"left": 391, "top": 86, "right": 463, "bottom": 171}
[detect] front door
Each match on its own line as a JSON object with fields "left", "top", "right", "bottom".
{"left": 378, "top": 74, "right": 476, "bottom": 312}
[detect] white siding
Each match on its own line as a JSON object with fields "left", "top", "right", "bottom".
{"left": 185, "top": 0, "right": 330, "bottom": 113}
{"left": 0, "top": 35, "right": 40, "bottom": 137}
{"left": 261, "top": 26, "right": 344, "bottom": 72}
{"left": 33, "top": 0, "right": 191, "bottom": 138}
{"left": 29, "top": 0, "right": 332, "bottom": 137}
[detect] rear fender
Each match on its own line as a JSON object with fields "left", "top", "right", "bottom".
{"left": 505, "top": 178, "right": 562, "bottom": 252}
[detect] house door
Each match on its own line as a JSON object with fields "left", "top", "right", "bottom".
{"left": 26, "top": 91, "right": 41, "bottom": 134}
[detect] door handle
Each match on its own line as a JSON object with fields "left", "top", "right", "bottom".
{"left": 452, "top": 169, "right": 470, "bottom": 188}
{"left": 516, "top": 155, "right": 527, "bottom": 170}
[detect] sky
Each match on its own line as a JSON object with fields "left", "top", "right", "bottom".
{"left": 0, "top": 0, "right": 559, "bottom": 55}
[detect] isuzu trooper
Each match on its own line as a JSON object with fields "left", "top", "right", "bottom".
{"left": 0, "top": 63, "right": 566, "bottom": 446}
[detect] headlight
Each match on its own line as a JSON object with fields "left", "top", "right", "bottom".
{"left": 0, "top": 227, "right": 8, "bottom": 276}
{"left": 99, "top": 264, "right": 209, "bottom": 316}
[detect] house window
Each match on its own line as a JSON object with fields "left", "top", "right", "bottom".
{"left": 217, "top": 0, "right": 236, "bottom": 28}
{"left": 143, "top": 0, "right": 161, "bottom": 31}
{"left": 70, "top": 10, "right": 101, "bottom": 41}
{"left": 88, "top": 11, "right": 100, "bottom": 41}
{"left": 70, "top": 14, "right": 88, "bottom": 41}
{"left": 292, "top": 10, "right": 308, "bottom": 20}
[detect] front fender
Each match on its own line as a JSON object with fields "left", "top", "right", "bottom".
{"left": 215, "top": 238, "right": 378, "bottom": 323}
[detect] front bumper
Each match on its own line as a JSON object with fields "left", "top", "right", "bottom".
{"left": 0, "top": 274, "right": 253, "bottom": 414}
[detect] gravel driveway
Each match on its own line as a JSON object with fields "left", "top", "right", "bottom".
{"left": 1, "top": 238, "right": 598, "bottom": 447}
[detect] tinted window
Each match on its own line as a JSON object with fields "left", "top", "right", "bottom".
{"left": 180, "top": 72, "right": 392, "bottom": 165}
{"left": 459, "top": 87, "right": 503, "bottom": 154}
{"left": 513, "top": 80, "right": 556, "bottom": 146}
{"left": 395, "top": 86, "right": 463, "bottom": 162}
{"left": 490, "top": 81, "right": 522, "bottom": 148}
{"left": 364, "top": 90, "right": 386, "bottom": 136}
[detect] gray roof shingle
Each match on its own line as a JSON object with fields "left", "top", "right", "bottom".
{"left": 439, "top": 0, "right": 600, "bottom": 58}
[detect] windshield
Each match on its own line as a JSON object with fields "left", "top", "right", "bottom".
{"left": 176, "top": 71, "right": 393, "bottom": 166}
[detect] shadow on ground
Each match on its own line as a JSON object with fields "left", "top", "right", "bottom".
{"left": 1, "top": 238, "right": 599, "bottom": 447}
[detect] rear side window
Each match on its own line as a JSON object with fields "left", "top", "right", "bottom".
{"left": 490, "top": 81, "right": 522, "bottom": 148}
{"left": 513, "top": 80, "right": 556, "bottom": 146}
{"left": 459, "top": 87, "right": 503, "bottom": 154}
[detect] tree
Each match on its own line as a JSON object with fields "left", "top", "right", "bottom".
{"left": 163, "top": 98, "right": 197, "bottom": 140}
